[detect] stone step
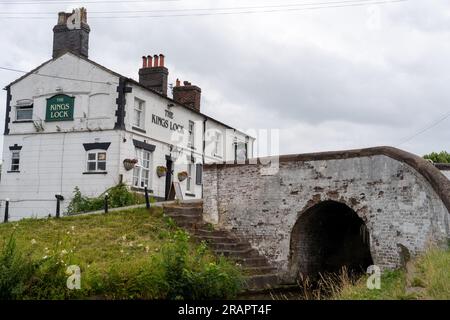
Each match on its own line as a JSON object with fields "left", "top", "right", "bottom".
{"left": 165, "top": 214, "right": 202, "bottom": 223}
{"left": 163, "top": 206, "right": 202, "bottom": 215}
{"left": 244, "top": 274, "right": 281, "bottom": 291}
{"left": 193, "top": 228, "right": 232, "bottom": 237}
{"left": 242, "top": 265, "right": 277, "bottom": 275}
{"left": 195, "top": 235, "right": 240, "bottom": 243}
{"left": 214, "top": 248, "right": 261, "bottom": 259}
{"left": 207, "top": 242, "right": 252, "bottom": 251}
{"left": 231, "top": 257, "right": 271, "bottom": 267}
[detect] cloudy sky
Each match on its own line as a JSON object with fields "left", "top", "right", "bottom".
{"left": 0, "top": 0, "right": 449, "bottom": 158}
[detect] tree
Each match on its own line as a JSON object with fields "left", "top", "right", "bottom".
{"left": 423, "top": 151, "right": 450, "bottom": 163}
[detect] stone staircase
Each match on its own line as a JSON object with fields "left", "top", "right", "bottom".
{"left": 162, "top": 201, "right": 280, "bottom": 292}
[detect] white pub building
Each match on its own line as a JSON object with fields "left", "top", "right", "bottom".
{"left": 0, "top": 9, "right": 254, "bottom": 220}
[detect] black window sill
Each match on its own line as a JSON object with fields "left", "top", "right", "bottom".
{"left": 132, "top": 126, "right": 146, "bottom": 133}
{"left": 131, "top": 186, "right": 154, "bottom": 193}
{"left": 7, "top": 170, "right": 20, "bottom": 173}
{"left": 185, "top": 192, "right": 196, "bottom": 197}
{"left": 13, "top": 120, "right": 34, "bottom": 123}
{"left": 83, "top": 171, "right": 108, "bottom": 175}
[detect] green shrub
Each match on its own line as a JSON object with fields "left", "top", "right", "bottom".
{"left": 0, "top": 232, "right": 38, "bottom": 299}
{"left": 423, "top": 151, "right": 450, "bottom": 163}
{"left": 23, "top": 238, "right": 78, "bottom": 300}
{"left": 0, "top": 233, "right": 76, "bottom": 300}
{"left": 152, "top": 230, "right": 243, "bottom": 299}
{"left": 67, "top": 184, "right": 146, "bottom": 214}
{"left": 85, "top": 230, "right": 243, "bottom": 300}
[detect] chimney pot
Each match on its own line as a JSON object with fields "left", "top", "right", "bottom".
{"left": 139, "top": 53, "right": 169, "bottom": 95}
{"left": 173, "top": 80, "right": 201, "bottom": 111}
{"left": 147, "top": 55, "right": 152, "bottom": 68}
{"left": 52, "top": 8, "right": 90, "bottom": 58}
{"left": 142, "top": 56, "right": 147, "bottom": 68}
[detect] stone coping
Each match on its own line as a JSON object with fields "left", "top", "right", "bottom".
{"left": 204, "top": 146, "right": 450, "bottom": 214}
{"left": 435, "top": 163, "right": 450, "bottom": 170}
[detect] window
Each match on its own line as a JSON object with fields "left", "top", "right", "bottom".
{"left": 133, "top": 148, "right": 152, "bottom": 188}
{"left": 16, "top": 105, "right": 33, "bottom": 121}
{"left": 10, "top": 151, "right": 20, "bottom": 171}
{"left": 86, "top": 151, "right": 107, "bottom": 172}
{"left": 188, "top": 121, "right": 195, "bottom": 148}
{"left": 133, "top": 98, "right": 145, "bottom": 128}
{"left": 212, "top": 131, "right": 222, "bottom": 157}
{"left": 186, "top": 162, "right": 194, "bottom": 192}
{"left": 235, "top": 142, "right": 248, "bottom": 161}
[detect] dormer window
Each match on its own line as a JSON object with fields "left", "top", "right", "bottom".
{"left": 15, "top": 101, "right": 33, "bottom": 121}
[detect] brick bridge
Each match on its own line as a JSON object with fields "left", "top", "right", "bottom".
{"left": 201, "top": 147, "right": 450, "bottom": 284}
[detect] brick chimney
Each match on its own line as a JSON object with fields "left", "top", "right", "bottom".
{"left": 52, "top": 8, "right": 90, "bottom": 58}
{"left": 139, "top": 54, "right": 169, "bottom": 96}
{"left": 173, "top": 79, "right": 202, "bottom": 111}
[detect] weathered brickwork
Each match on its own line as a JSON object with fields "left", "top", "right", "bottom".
{"left": 203, "top": 152, "right": 450, "bottom": 281}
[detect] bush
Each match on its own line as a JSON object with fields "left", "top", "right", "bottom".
{"left": 152, "top": 230, "right": 243, "bottom": 299}
{"left": 0, "top": 232, "right": 38, "bottom": 299}
{"left": 67, "top": 184, "right": 146, "bottom": 214}
{"left": 423, "top": 151, "right": 450, "bottom": 163}
{"left": 0, "top": 233, "right": 77, "bottom": 300}
{"left": 86, "top": 230, "right": 243, "bottom": 300}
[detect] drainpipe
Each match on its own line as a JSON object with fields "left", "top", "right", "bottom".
{"left": 202, "top": 117, "right": 207, "bottom": 199}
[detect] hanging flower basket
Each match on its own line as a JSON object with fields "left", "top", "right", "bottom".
{"left": 156, "top": 166, "right": 167, "bottom": 178}
{"left": 177, "top": 171, "right": 188, "bottom": 182}
{"left": 123, "top": 158, "right": 138, "bottom": 171}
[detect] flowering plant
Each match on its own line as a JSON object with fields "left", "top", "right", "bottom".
{"left": 123, "top": 158, "right": 138, "bottom": 171}
{"left": 177, "top": 171, "right": 188, "bottom": 182}
{"left": 156, "top": 166, "right": 167, "bottom": 178}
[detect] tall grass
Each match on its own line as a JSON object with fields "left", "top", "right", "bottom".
{"left": 0, "top": 209, "right": 243, "bottom": 300}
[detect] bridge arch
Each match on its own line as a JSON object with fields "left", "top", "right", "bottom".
{"left": 289, "top": 200, "right": 373, "bottom": 279}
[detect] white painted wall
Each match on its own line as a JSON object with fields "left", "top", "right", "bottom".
{"left": 0, "top": 131, "right": 121, "bottom": 220}
{"left": 0, "top": 52, "right": 256, "bottom": 219}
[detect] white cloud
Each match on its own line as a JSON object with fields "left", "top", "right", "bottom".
{"left": 0, "top": 0, "right": 449, "bottom": 159}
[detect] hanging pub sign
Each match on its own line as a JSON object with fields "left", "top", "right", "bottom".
{"left": 45, "top": 94, "right": 74, "bottom": 122}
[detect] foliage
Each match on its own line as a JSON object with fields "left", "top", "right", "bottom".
{"left": 156, "top": 166, "right": 167, "bottom": 178}
{"left": 66, "top": 183, "right": 146, "bottom": 214}
{"left": 0, "top": 207, "right": 243, "bottom": 300}
{"left": 0, "top": 232, "right": 38, "bottom": 299}
{"left": 423, "top": 151, "right": 450, "bottom": 163}
{"left": 177, "top": 171, "right": 188, "bottom": 182}
{"left": 0, "top": 231, "right": 79, "bottom": 300}
{"left": 333, "top": 248, "right": 450, "bottom": 300}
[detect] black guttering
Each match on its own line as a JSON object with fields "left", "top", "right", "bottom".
{"left": 4, "top": 87, "right": 11, "bottom": 135}
{"left": 83, "top": 142, "right": 111, "bottom": 151}
{"left": 114, "top": 77, "right": 132, "bottom": 130}
{"left": 133, "top": 139, "right": 156, "bottom": 152}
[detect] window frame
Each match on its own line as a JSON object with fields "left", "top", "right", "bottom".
{"left": 188, "top": 120, "right": 195, "bottom": 149}
{"left": 15, "top": 104, "right": 33, "bottom": 121}
{"left": 86, "top": 150, "right": 107, "bottom": 172}
{"left": 234, "top": 141, "right": 248, "bottom": 161}
{"left": 186, "top": 162, "right": 194, "bottom": 192}
{"left": 10, "top": 150, "right": 20, "bottom": 172}
{"left": 132, "top": 148, "right": 152, "bottom": 189}
{"left": 133, "top": 98, "right": 145, "bottom": 129}
{"left": 213, "top": 131, "right": 223, "bottom": 157}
